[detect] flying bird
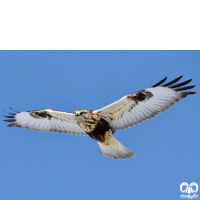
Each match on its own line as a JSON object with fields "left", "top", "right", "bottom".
{"left": 3, "top": 76, "right": 196, "bottom": 160}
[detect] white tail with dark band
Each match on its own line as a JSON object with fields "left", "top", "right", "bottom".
{"left": 97, "top": 135, "right": 135, "bottom": 160}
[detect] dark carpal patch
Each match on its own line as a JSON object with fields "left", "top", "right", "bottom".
{"left": 87, "top": 118, "right": 110, "bottom": 143}
{"left": 127, "top": 90, "right": 153, "bottom": 102}
{"left": 133, "top": 92, "right": 147, "bottom": 101}
{"left": 30, "top": 111, "right": 53, "bottom": 119}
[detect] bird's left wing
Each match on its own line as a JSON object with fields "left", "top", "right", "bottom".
{"left": 94, "top": 76, "right": 196, "bottom": 132}
{"left": 3, "top": 109, "right": 87, "bottom": 135}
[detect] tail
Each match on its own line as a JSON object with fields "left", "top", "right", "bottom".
{"left": 97, "top": 136, "right": 135, "bottom": 160}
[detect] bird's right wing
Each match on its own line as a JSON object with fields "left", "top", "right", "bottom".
{"left": 3, "top": 109, "right": 87, "bottom": 135}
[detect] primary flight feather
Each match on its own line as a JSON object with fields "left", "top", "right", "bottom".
{"left": 3, "top": 76, "right": 196, "bottom": 160}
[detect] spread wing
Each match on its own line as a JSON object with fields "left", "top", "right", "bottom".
{"left": 3, "top": 109, "right": 87, "bottom": 135}
{"left": 95, "top": 76, "right": 196, "bottom": 132}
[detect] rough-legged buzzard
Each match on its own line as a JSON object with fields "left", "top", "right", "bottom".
{"left": 3, "top": 76, "right": 196, "bottom": 160}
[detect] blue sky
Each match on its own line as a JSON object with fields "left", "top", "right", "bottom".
{"left": 0, "top": 51, "right": 199, "bottom": 200}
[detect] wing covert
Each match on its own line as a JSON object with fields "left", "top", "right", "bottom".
{"left": 3, "top": 109, "right": 87, "bottom": 135}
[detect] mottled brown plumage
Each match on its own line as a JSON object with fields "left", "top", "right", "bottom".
{"left": 75, "top": 109, "right": 111, "bottom": 143}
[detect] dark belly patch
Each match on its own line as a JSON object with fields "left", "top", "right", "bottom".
{"left": 87, "top": 118, "right": 111, "bottom": 143}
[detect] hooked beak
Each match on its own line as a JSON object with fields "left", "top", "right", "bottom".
{"left": 75, "top": 111, "right": 80, "bottom": 116}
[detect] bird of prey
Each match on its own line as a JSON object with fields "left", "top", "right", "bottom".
{"left": 3, "top": 76, "right": 196, "bottom": 160}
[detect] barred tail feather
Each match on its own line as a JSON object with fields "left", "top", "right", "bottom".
{"left": 97, "top": 136, "right": 135, "bottom": 160}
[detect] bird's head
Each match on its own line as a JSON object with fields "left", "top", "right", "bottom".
{"left": 75, "top": 109, "right": 92, "bottom": 119}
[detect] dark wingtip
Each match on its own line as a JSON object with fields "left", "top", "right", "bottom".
{"left": 152, "top": 77, "right": 167, "bottom": 87}
{"left": 174, "top": 85, "right": 196, "bottom": 91}
{"left": 1, "top": 115, "right": 15, "bottom": 118}
{"left": 3, "top": 110, "right": 16, "bottom": 115}
{"left": 186, "top": 92, "right": 196, "bottom": 94}
{"left": 162, "top": 75, "right": 183, "bottom": 87}
{"left": 181, "top": 92, "right": 197, "bottom": 98}
{"left": 3, "top": 119, "right": 16, "bottom": 122}
{"left": 7, "top": 123, "right": 18, "bottom": 127}
{"left": 9, "top": 107, "right": 19, "bottom": 113}
{"left": 169, "top": 79, "right": 193, "bottom": 89}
